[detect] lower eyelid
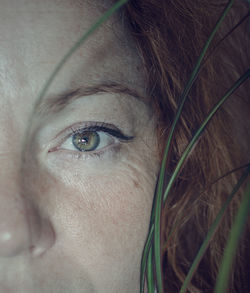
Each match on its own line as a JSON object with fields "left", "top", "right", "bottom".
{"left": 48, "top": 142, "right": 122, "bottom": 162}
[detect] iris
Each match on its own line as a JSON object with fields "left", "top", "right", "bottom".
{"left": 72, "top": 131, "right": 100, "bottom": 152}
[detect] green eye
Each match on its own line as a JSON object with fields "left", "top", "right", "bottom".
{"left": 72, "top": 131, "right": 100, "bottom": 152}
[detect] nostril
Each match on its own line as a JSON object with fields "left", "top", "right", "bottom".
{"left": 30, "top": 218, "right": 55, "bottom": 257}
{"left": 0, "top": 203, "right": 56, "bottom": 258}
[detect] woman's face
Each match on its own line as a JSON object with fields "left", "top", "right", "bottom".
{"left": 0, "top": 0, "right": 160, "bottom": 292}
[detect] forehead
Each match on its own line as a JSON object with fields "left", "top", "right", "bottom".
{"left": 0, "top": 0, "right": 144, "bottom": 129}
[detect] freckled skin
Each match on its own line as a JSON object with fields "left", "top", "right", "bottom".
{"left": 0, "top": 0, "right": 160, "bottom": 292}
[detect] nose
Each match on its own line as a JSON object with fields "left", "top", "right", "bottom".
{"left": 0, "top": 157, "right": 55, "bottom": 258}
{"left": 0, "top": 187, "right": 32, "bottom": 257}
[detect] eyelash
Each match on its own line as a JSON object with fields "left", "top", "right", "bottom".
{"left": 49, "top": 122, "right": 134, "bottom": 160}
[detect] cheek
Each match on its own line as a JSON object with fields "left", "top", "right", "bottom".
{"left": 27, "top": 160, "right": 156, "bottom": 259}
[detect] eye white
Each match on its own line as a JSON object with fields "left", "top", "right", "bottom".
{"left": 60, "top": 131, "right": 115, "bottom": 152}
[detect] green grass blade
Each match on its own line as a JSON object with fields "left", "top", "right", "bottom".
{"left": 170, "top": 69, "right": 249, "bottom": 292}
{"left": 163, "top": 69, "right": 250, "bottom": 204}
{"left": 147, "top": 246, "right": 155, "bottom": 293}
{"left": 153, "top": 0, "right": 235, "bottom": 224}
{"left": 203, "top": 11, "right": 250, "bottom": 66}
{"left": 33, "top": 0, "right": 128, "bottom": 109}
{"left": 140, "top": 187, "right": 159, "bottom": 292}
{"left": 163, "top": 164, "right": 250, "bottom": 251}
{"left": 179, "top": 165, "right": 250, "bottom": 293}
{"left": 140, "top": 225, "right": 154, "bottom": 293}
{"left": 149, "top": 69, "right": 249, "bottom": 292}
{"left": 156, "top": 0, "right": 235, "bottom": 187}
{"left": 153, "top": 200, "right": 164, "bottom": 292}
{"left": 214, "top": 180, "right": 250, "bottom": 293}
{"left": 152, "top": 2, "right": 235, "bottom": 291}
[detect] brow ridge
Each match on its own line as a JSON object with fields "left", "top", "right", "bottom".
{"left": 36, "top": 81, "right": 147, "bottom": 116}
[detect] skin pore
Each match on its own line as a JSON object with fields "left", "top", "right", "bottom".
{"left": 0, "top": 0, "right": 160, "bottom": 292}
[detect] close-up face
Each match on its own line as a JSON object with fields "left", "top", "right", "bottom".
{"left": 0, "top": 0, "right": 160, "bottom": 292}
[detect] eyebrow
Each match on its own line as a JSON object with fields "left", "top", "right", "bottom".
{"left": 36, "top": 82, "right": 147, "bottom": 116}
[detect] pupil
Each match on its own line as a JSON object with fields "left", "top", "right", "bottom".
{"left": 80, "top": 136, "right": 89, "bottom": 145}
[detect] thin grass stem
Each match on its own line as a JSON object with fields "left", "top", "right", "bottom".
{"left": 144, "top": 1, "right": 235, "bottom": 291}
{"left": 147, "top": 246, "right": 155, "bottom": 293}
{"left": 203, "top": 11, "right": 250, "bottom": 66}
{"left": 163, "top": 163, "right": 250, "bottom": 252}
{"left": 163, "top": 70, "right": 250, "bottom": 204}
{"left": 140, "top": 225, "right": 154, "bottom": 293}
{"left": 214, "top": 180, "right": 250, "bottom": 293}
{"left": 34, "top": 0, "right": 128, "bottom": 109}
{"left": 179, "top": 165, "right": 250, "bottom": 293}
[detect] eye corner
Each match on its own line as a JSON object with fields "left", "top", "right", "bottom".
{"left": 48, "top": 146, "right": 59, "bottom": 153}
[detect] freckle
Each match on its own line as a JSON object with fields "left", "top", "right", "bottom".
{"left": 133, "top": 179, "right": 140, "bottom": 189}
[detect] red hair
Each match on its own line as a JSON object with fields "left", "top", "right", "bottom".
{"left": 124, "top": 1, "right": 250, "bottom": 291}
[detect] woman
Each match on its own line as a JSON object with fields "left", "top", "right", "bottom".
{"left": 0, "top": 0, "right": 249, "bottom": 292}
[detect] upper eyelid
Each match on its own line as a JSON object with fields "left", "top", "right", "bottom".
{"left": 72, "top": 125, "right": 134, "bottom": 141}
{"left": 53, "top": 121, "right": 133, "bottom": 141}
